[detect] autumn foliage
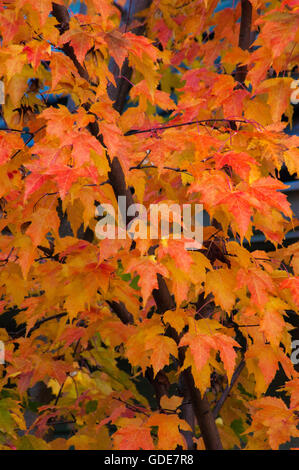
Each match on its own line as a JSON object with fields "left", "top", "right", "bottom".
{"left": 0, "top": 0, "right": 299, "bottom": 450}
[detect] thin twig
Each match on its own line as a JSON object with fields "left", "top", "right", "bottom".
{"left": 11, "top": 125, "right": 46, "bottom": 160}
{"left": 26, "top": 313, "right": 67, "bottom": 337}
{"left": 129, "top": 163, "right": 191, "bottom": 175}
{"left": 124, "top": 118, "right": 258, "bottom": 136}
{"left": 54, "top": 379, "right": 66, "bottom": 406}
{"left": 212, "top": 360, "right": 245, "bottom": 418}
{"left": 113, "top": 397, "right": 150, "bottom": 417}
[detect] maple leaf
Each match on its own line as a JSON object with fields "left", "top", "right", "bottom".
{"left": 23, "top": 41, "right": 51, "bottom": 70}
{"left": 256, "top": 78, "right": 293, "bottom": 123}
{"left": 153, "top": 18, "right": 172, "bottom": 48}
{"left": 214, "top": 333, "right": 239, "bottom": 383}
{"left": 180, "top": 317, "right": 239, "bottom": 382}
{"left": 113, "top": 420, "right": 155, "bottom": 450}
{"left": 130, "top": 79, "right": 175, "bottom": 111}
{"left": 245, "top": 342, "right": 294, "bottom": 395}
{"left": 40, "top": 106, "right": 76, "bottom": 139}
{"left": 91, "top": 0, "right": 119, "bottom": 28}
{"left": 215, "top": 189, "right": 260, "bottom": 238}
{"left": 163, "top": 309, "right": 188, "bottom": 335}
{"left": 126, "top": 257, "right": 168, "bottom": 306}
{"left": 214, "top": 151, "right": 258, "bottom": 180}
{"left": 247, "top": 397, "right": 299, "bottom": 450}
{"left": 146, "top": 335, "right": 177, "bottom": 377}
{"left": 58, "top": 326, "right": 85, "bottom": 348}
{"left": 249, "top": 177, "right": 292, "bottom": 219}
{"left": 50, "top": 52, "right": 79, "bottom": 91}
{"left": 236, "top": 267, "right": 274, "bottom": 307}
{"left": 0, "top": 10, "right": 23, "bottom": 46}
{"left": 14, "top": 234, "right": 36, "bottom": 279}
{"left": 16, "top": 0, "right": 53, "bottom": 26}
{"left": 280, "top": 277, "right": 299, "bottom": 307}
{"left": 45, "top": 166, "right": 85, "bottom": 199}
{"left": 103, "top": 30, "right": 129, "bottom": 69}
{"left": 147, "top": 413, "right": 191, "bottom": 450}
{"left": 260, "top": 306, "right": 285, "bottom": 347}
{"left": 26, "top": 207, "right": 60, "bottom": 247}
{"left": 205, "top": 268, "right": 236, "bottom": 312}
{"left": 60, "top": 27, "right": 93, "bottom": 65}
{"left": 0, "top": 132, "right": 24, "bottom": 164}
{"left": 283, "top": 379, "right": 299, "bottom": 409}
{"left": 7, "top": 74, "right": 29, "bottom": 107}
{"left": 125, "top": 318, "right": 164, "bottom": 371}
{"left": 180, "top": 331, "right": 216, "bottom": 371}
{"left": 157, "top": 239, "right": 193, "bottom": 272}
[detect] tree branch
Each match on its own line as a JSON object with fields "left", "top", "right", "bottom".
{"left": 108, "top": 0, "right": 152, "bottom": 112}
{"left": 52, "top": 3, "right": 89, "bottom": 81}
{"left": 106, "top": 300, "right": 134, "bottom": 325}
{"left": 235, "top": 0, "right": 253, "bottom": 84}
{"left": 183, "top": 369, "right": 223, "bottom": 449}
{"left": 124, "top": 118, "right": 257, "bottom": 136}
{"left": 51, "top": 1, "right": 223, "bottom": 450}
